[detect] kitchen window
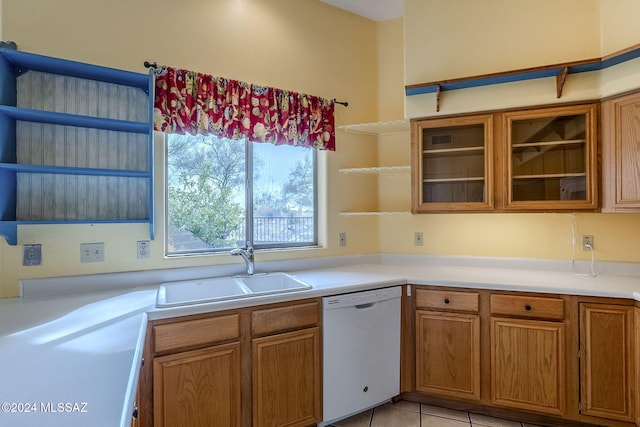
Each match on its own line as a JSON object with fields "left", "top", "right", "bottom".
{"left": 166, "top": 133, "right": 317, "bottom": 255}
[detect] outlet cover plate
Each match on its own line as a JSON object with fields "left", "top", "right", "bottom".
{"left": 137, "top": 240, "right": 151, "bottom": 259}
{"left": 23, "top": 244, "right": 42, "bottom": 266}
{"left": 582, "top": 235, "right": 594, "bottom": 251}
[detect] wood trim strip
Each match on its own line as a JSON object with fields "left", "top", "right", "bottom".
{"left": 405, "top": 43, "right": 640, "bottom": 97}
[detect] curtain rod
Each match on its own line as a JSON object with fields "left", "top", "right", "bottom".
{"left": 143, "top": 61, "right": 348, "bottom": 106}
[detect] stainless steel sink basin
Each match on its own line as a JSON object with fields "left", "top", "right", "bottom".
{"left": 236, "top": 272, "right": 312, "bottom": 295}
{"left": 156, "top": 273, "right": 311, "bottom": 307}
{"left": 156, "top": 276, "right": 250, "bottom": 307}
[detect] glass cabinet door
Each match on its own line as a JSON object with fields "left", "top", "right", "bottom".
{"left": 412, "top": 114, "right": 493, "bottom": 212}
{"left": 504, "top": 104, "right": 597, "bottom": 210}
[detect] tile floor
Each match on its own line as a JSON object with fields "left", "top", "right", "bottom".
{"left": 327, "top": 401, "right": 545, "bottom": 427}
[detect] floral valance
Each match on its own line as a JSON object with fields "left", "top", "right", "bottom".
{"left": 153, "top": 66, "right": 336, "bottom": 151}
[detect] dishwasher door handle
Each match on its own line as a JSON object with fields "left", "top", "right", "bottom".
{"left": 354, "top": 302, "right": 377, "bottom": 310}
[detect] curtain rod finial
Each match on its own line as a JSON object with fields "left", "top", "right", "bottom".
{"left": 333, "top": 98, "right": 349, "bottom": 107}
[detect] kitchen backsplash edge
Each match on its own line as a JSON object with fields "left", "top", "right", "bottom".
{"left": 20, "top": 253, "right": 640, "bottom": 299}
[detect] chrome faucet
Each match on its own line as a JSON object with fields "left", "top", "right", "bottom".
{"left": 230, "top": 241, "right": 255, "bottom": 275}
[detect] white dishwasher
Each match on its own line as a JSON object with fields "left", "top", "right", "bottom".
{"left": 320, "top": 286, "right": 402, "bottom": 426}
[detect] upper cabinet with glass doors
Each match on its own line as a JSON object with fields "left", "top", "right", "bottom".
{"left": 503, "top": 104, "right": 598, "bottom": 211}
{"left": 411, "top": 114, "right": 494, "bottom": 212}
{"left": 411, "top": 103, "right": 598, "bottom": 213}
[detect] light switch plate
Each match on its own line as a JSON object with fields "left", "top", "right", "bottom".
{"left": 81, "top": 242, "right": 105, "bottom": 263}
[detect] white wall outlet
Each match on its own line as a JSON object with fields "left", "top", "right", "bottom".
{"left": 81, "top": 242, "right": 105, "bottom": 263}
{"left": 137, "top": 240, "right": 151, "bottom": 259}
{"left": 414, "top": 232, "right": 424, "bottom": 246}
{"left": 339, "top": 232, "right": 347, "bottom": 247}
{"left": 582, "top": 235, "right": 594, "bottom": 251}
{"left": 23, "top": 244, "right": 42, "bottom": 266}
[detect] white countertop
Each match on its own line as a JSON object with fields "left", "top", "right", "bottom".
{"left": 2, "top": 255, "right": 640, "bottom": 426}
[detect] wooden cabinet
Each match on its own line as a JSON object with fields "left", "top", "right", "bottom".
{"left": 415, "top": 289, "right": 480, "bottom": 400}
{"left": 410, "top": 103, "right": 598, "bottom": 212}
{"left": 150, "top": 313, "right": 242, "bottom": 427}
{"left": 579, "top": 303, "right": 634, "bottom": 422}
{"left": 490, "top": 294, "right": 566, "bottom": 416}
{"left": 141, "top": 299, "right": 321, "bottom": 427}
{"left": 153, "top": 343, "right": 241, "bottom": 427}
{"left": 406, "top": 286, "right": 640, "bottom": 426}
{"left": 251, "top": 301, "right": 321, "bottom": 427}
{"left": 602, "top": 90, "right": 640, "bottom": 212}
{"left": 252, "top": 328, "right": 320, "bottom": 427}
{"left": 503, "top": 104, "right": 598, "bottom": 210}
{"left": 412, "top": 114, "right": 494, "bottom": 212}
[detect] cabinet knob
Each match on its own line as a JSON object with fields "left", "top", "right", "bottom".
{"left": 444, "top": 298, "right": 450, "bottom": 304}
{"left": 525, "top": 305, "right": 532, "bottom": 311}
{"left": 132, "top": 406, "right": 139, "bottom": 419}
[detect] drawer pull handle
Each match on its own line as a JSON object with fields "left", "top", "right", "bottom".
{"left": 444, "top": 298, "right": 450, "bottom": 304}
{"left": 525, "top": 305, "right": 532, "bottom": 311}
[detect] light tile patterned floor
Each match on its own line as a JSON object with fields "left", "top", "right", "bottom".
{"left": 327, "top": 401, "right": 545, "bottom": 427}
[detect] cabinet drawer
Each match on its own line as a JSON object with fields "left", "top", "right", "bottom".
{"left": 491, "top": 294, "right": 564, "bottom": 320}
{"left": 416, "top": 289, "right": 479, "bottom": 313}
{"left": 154, "top": 314, "right": 240, "bottom": 353}
{"left": 252, "top": 301, "right": 320, "bottom": 336}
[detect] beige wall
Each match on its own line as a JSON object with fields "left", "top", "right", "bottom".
{"left": 405, "top": 0, "right": 600, "bottom": 86}
{"left": 2, "top": 1, "right": 640, "bottom": 297}
{"left": 377, "top": 18, "right": 405, "bottom": 122}
{"left": 0, "top": 0, "right": 381, "bottom": 297}
{"left": 598, "top": 0, "right": 640, "bottom": 54}
{"left": 380, "top": 0, "right": 640, "bottom": 262}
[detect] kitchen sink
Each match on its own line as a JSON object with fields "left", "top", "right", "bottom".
{"left": 156, "top": 273, "right": 311, "bottom": 307}
{"left": 156, "top": 276, "right": 251, "bottom": 307}
{"left": 236, "top": 272, "right": 312, "bottom": 295}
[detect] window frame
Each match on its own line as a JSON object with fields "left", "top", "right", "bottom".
{"left": 164, "top": 135, "right": 319, "bottom": 256}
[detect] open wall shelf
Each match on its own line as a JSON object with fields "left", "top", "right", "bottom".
{"left": 0, "top": 47, "right": 155, "bottom": 245}
{"left": 405, "top": 43, "right": 640, "bottom": 111}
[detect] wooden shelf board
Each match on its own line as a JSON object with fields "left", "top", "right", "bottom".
{"left": 405, "top": 43, "right": 640, "bottom": 97}
{"left": 512, "top": 173, "right": 586, "bottom": 180}
{"left": 339, "top": 166, "right": 410, "bottom": 174}
{"left": 0, "top": 105, "right": 149, "bottom": 134}
{"left": 423, "top": 146, "right": 485, "bottom": 154}
{"left": 512, "top": 139, "right": 585, "bottom": 149}
{"left": 0, "top": 47, "right": 149, "bottom": 91}
{"left": 423, "top": 177, "right": 485, "bottom": 183}
{"left": 339, "top": 120, "right": 409, "bottom": 135}
{"left": 0, "top": 163, "right": 150, "bottom": 178}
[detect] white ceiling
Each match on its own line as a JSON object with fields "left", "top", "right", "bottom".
{"left": 319, "top": 0, "right": 403, "bottom": 22}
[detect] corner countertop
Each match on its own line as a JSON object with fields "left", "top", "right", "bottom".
{"left": 2, "top": 256, "right": 640, "bottom": 426}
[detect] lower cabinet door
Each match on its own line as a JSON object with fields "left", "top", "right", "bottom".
{"left": 416, "top": 310, "right": 480, "bottom": 400}
{"left": 580, "top": 303, "right": 634, "bottom": 422}
{"left": 153, "top": 342, "right": 241, "bottom": 427}
{"left": 491, "top": 317, "right": 565, "bottom": 416}
{"left": 252, "top": 327, "right": 321, "bottom": 427}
